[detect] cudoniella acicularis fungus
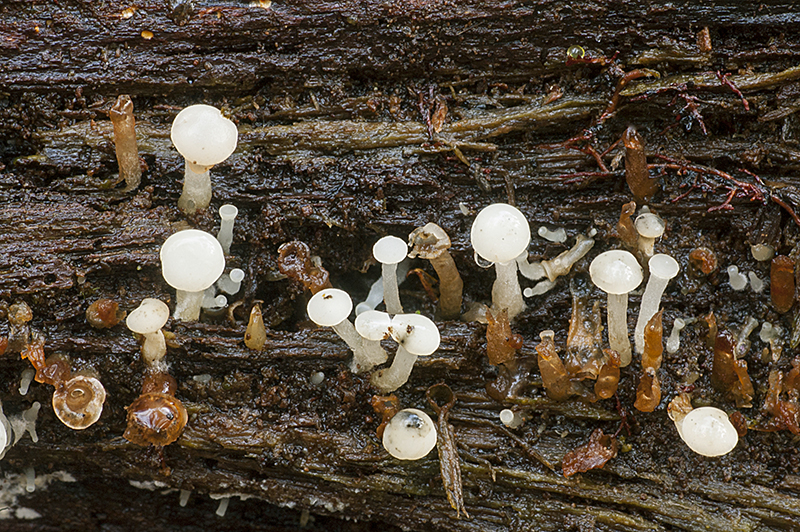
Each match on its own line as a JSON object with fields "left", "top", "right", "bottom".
{"left": 371, "top": 313, "right": 440, "bottom": 393}
{"left": 126, "top": 298, "right": 170, "bottom": 365}
{"left": 634, "top": 254, "right": 680, "bottom": 354}
{"left": 170, "top": 104, "right": 238, "bottom": 214}
{"left": 589, "top": 250, "right": 643, "bottom": 367}
{"left": 372, "top": 236, "right": 408, "bottom": 315}
{"left": 470, "top": 203, "right": 531, "bottom": 319}
{"left": 160, "top": 229, "right": 226, "bottom": 322}
{"left": 672, "top": 406, "right": 738, "bottom": 457}
{"left": 382, "top": 408, "right": 437, "bottom": 460}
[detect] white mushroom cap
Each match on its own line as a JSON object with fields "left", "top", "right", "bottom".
{"left": 649, "top": 254, "right": 680, "bottom": 280}
{"left": 126, "top": 299, "right": 170, "bottom": 335}
{"left": 219, "top": 204, "right": 238, "bottom": 220}
{"left": 678, "top": 406, "right": 738, "bottom": 457}
{"left": 389, "top": 313, "right": 440, "bottom": 356}
{"left": 307, "top": 288, "right": 353, "bottom": 327}
{"left": 382, "top": 408, "right": 437, "bottom": 460}
{"left": 634, "top": 213, "right": 665, "bottom": 239}
{"left": 589, "top": 250, "right": 643, "bottom": 295}
{"left": 471, "top": 203, "right": 531, "bottom": 264}
{"left": 373, "top": 236, "right": 408, "bottom": 265}
{"left": 355, "top": 310, "right": 391, "bottom": 341}
{"left": 170, "top": 104, "right": 238, "bottom": 168}
{"left": 161, "top": 229, "right": 226, "bottom": 292}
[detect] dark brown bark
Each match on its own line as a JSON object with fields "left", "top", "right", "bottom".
{"left": 2, "top": 1, "right": 800, "bottom": 531}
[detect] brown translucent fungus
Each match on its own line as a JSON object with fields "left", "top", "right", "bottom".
{"left": 623, "top": 126, "right": 658, "bottom": 202}
{"left": 0, "top": 336, "right": 7, "bottom": 356}
{"left": 427, "top": 383, "right": 468, "bottom": 519}
{"left": 244, "top": 303, "right": 267, "bottom": 350}
{"left": 125, "top": 371, "right": 188, "bottom": 447}
{"left": 634, "top": 367, "right": 661, "bottom": 412}
{"left": 771, "top": 255, "right": 795, "bottom": 314}
{"left": 277, "top": 241, "right": 332, "bottom": 294}
{"left": 594, "top": 349, "right": 621, "bottom": 400}
{"left": 408, "top": 222, "right": 464, "bottom": 320}
{"left": 486, "top": 308, "right": 522, "bottom": 366}
{"left": 536, "top": 330, "right": 573, "bottom": 401}
{"left": 703, "top": 312, "right": 718, "bottom": 348}
{"left": 86, "top": 298, "right": 126, "bottom": 329}
{"left": 37, "top": 354, "right": 72, "bottom": 388}
{"left": 562, "top": 429, "right": 618, "bottom": 478}
{"left": 758, "top": 368, "right": 800, "bottom": 434}
{"left": 564, "top": 290, "right": 604, "bottom": 379}
{"left": 712, "top": 329, "right": 754, "bottom": 408}
{"left": 52, "top": 370, "right": 107, "bottom": 430}
{"left": 370, "top": 394, "right": 400, "bottom": 439}
{"left": 7, "top": 300, "right": 33, "bottom": 353}
{"left": 109, "top": 94, "right": 142, "bottom": 192}
{"left": 689, "top": 247, "right": 718, "bottom": 276}
{"left": 616, "top": 201, "right": 638, "bottom": 250}
{"left": 641, "top": 310, "right": 664, "bottom": 370}
{"left": 485, "top": 356, "right": 536, "bottom": 403}
{"left": 667, "top": 392, "right": 693, "bottom": 424}
{"left": 729, "top": 411, "right": 748, "bottom": 437}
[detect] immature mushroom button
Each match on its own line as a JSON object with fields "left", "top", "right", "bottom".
{"left": 373, "top": 236, "right": 408, "bottom": 314}
{"left": 126, "top": 298, "right": 170, "bottom": 365}
{"left": 382, "top": 408, "right": 437, "bottom": 460}
{"left": 675, "top": 406, "right": 738, "bottom": 457}
{"left": 470, "top": 203, "right": 531, "bottom": 319}
{"left": 371, "top": 313, "right": 440, "bottom": 393}
{"left": 634, "top": 213, "right": 665, "bottom": 259}
{"left": 161, "top": 229, "right": 226, "bottom": 322}
{"left": 589, "top": 250, "right": 642, "bottom": 367}
{"left": 170, "top": 104, "right": 238, "bottom": 214}
{"left": 634, "top": 254, "right": 680, "bottom": 354}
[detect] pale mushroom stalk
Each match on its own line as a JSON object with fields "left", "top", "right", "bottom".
{"left": 109, "top": 95, "right": 141, "bottom": 192}
{"left": 634, "top": 212, "right": 665, "bottom": 260}
{"left": 332, "top": 318, "right": 387, "bottom": 372}
{"left": 634, "top": 254, "right": 680, "bottom": 354}
{"left": 371, "top": 313, "right": 440, "bottom": 393}
{"left": 607, "top": 293, "right": 631, "bottom": 363}
{"left": 541, "top": 234, "right": 595, "bottom": 282}
{"left": 372, "top": 344, "right": 418, "bottom": 392}
{"left": 382, "top": 262, "right": 403, "bottom": 314}
{"left": 216, "top": 204, "right": 238, "bottom": 254}
{"left": 373, "top": 236, "right": 408, "bottom": 315}
{"left": 492, "top": 259, "right": 525, "bottom": 319}
{"left": 175, "top": 289, "right": 207, "bottom": 321}
{"left": 408, "top": 223, "right": 463, "bottom": 319}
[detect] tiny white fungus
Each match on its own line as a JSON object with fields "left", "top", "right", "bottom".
{"left": 666, "top": 318, "right": 686, "bottom": 354}
{"left": 372, "top": 236, "right": 408, "bottom": 314}
{"left": 523, "top": 279, "right": 557, "bottom": 297}
{"left": 126, "top": 298, "right": 170, "bottom": 365}
{"left": 179, "top": 489, "right": 191, "bottom": 507}
{"left": 371, "top": 314, "right": 440, "bottom": 393}
{"left": 382, "top": 408, "right": 437, "bottom": 460}
{"left": 634, "top": 212, "right": 665, "bottom": 258}
{"left": 676, "top": 406, "right": 738, "bottom": 457}
{"left": 19, "top": 368, "right": 35, "bottom": 396}
{"left": 634, "top": 254, "right": 679, "bottom": 354}
{"left": 726, "top": 266, "right": 748, "bottom": 291}
{"left": 216, "top": 204, "right": 238, "bottom": 254}
{"left": 310, "top": 371, "right": 325, "bottom": 385}
{"left": 215, "top": 496, "right": 230, "bottom": 517}
{"left": 354, "top": 310, "right": 391, "bottom": 341}
{"left": 748, "top": 271, "right": 764, "bottom": 293}
{"left": 750, "top": 243, "right": 775, "bottom": 262}
{"left": 537, "top": 226, "right": 567, "bottom": 243}
{"left": 499, "top": 409, "right": 525, "bottom": 428}
{"left": 24, "top": 467, "right": 35, "bottom": 493}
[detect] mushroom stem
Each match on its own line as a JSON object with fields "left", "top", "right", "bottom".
{"left": 141, "top": 331, "right": 167, "bottom": 365}
{"left": 371, "top": 345, "right": 417, "bottom": 393}
{"left": 429, "top": 253, "right": 463, "bottom": 320}
{"left": 178, "top": 162, "right": 212, "bottom": 215}
{"left": 382, "top": 262, "right": 403, "bottom": 314}
{"left": 174, "top": 289, "right": 205, "bottom": 321}
{"left": 109, "top": 95, "right": 141, "bottom": 192}
{"left": 331, "top": 319, "right": 387, "bottom": 373}
{"left": 492, "top": 260, "right": 525, "bottom": 319}
{"left": 216, "top": 204, "right": 238, "bottom": 254}
{"left": 607, "top": 292, "right": 632, "bottom": 367}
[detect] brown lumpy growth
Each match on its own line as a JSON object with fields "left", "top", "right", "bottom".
{"left": 370, "top": 394, "right": 400, "bottom": 439}
{"left": 562, "top": 429, "right": 619, "bottom": 478}
{"left": 623, "top": 126, "right": 658, "bottom": 202}
{"left": 408, "top": 222, "right": 463, "bottom": 320}
{"left": 7, "top": 300, "right": 33, "bottom": 353}
{"left": 616, "top": 201, "right": 638, "bottom": 250}
{"left": 564, "top": 290, "right": 604, "bottom": 380}
{"left": 756, "top": 364, "right": 800, "bottom": 434}
{"left": 277, "top": 241, "right": 332, "bottom": 294}
{"left": 729, "top": 411, "right": 748, "bottom": 437}
{"left": 536, "top": 330, "right": 573, "bottom": 401}
{"left": 771, "top": 255, "right": 795, "bottom": 314}
{"left": 641, "top": 310, "right": 664, "bottom": 370}
{"left": 486, "top": 308, "right": 521, "bottom": 366}
{"left": 634, "top": 367, "right": 661, "bottom": 412}
{"left": 86, "top": 298, "right": 126, "bottom": 329}
{"left": 38, "top": 354, "right": 72, "bottom": 387}
{"left": 712, "top": 329, "right": 754, "bottom": 408}
{"left": 124, "top": 393, "right": 188, "bottom": 446}
{"left": 594, "top": 349, "right": 621, "bottom": 400}
{"left": 688, "top": 247, "right": 718, "bottom": 276}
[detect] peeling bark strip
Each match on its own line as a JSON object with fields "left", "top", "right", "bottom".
{"left": 427, "top": 383, "right": 468, "bottom": 520}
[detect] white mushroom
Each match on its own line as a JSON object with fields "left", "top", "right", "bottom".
{"left": 372, "top": 236, "right": 408, "bottom": 314}
{"left": 161, "top": 229, "right": 226, "bottom": 322}
{"left": 726, "top": 265, "right": 748, "bottom": 291}
{"left": 126, "top": 298, "right": 171, "bottom": 365}
{"left": 750, "top": 243, "right": 775, "bottom": 262}
{"left": 371, "top": 313, "right": 440, "bottom": 393}
{"left": 170, "top": 104, "right": 238, "bottom": 214}
{"left": 307, "top": 288, "right": 387, "bottom": 373}
{"left": 382, "top": 408, "right": 437, "bottom": 460}
{"left": 674, "top": 406, "right": 738, "bottom": 457}
{"left": 634, "top": 254, "right": 680, "bottom": 354}
{"left": 634, "top": 212, "right": 665, "bottom": 259}
{"left": 471, "top": 203, "right": 531, "bottom": 320}
{"left": 216, "top": 204, "right": 238, "bottom": 254}
{"left": 589, "top": 250, "right": 643, "bottom": 367}
{"left": 0, "top": 401, "right": 12, "bottom": 460}
{"left": 666, "top": 318, "right": 686, "bottom": 354}
{"left": 499, "top": 409, "right": 525, "bottom": 429}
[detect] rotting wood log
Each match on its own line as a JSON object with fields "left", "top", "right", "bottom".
{"left": 2, "top": 1, "right": 800, "bottom": 531}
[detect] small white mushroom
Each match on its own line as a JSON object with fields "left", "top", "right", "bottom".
{"left": 726, "top": 266, "right": 748, "bottom": 291}
{"left": 161, "top": 229, "right": 226, "bottom": 321}
{"left": 666, "top": 318, "right": 686, "bottom": 354}
{"left": 216, "top": 204, "right": 238, "bottom": 254}
{"left": 634, "top": 212, "right": 665, "bottom": 259}
{"left": 307, "top": 288, "right": 387, "bottom": 373}
{"left": 0, "top": 401, "right": 12, "bottom": 460}
{"left": 126, "top": 298, "right": 170, "bottom": 365}
{"left": 589, "top": 250, "right": 643, "bottom": 367}
{"left": 674, "top": 406, "right": 738, "bottom": 457}
{"left": 372, "top": 236, "right": 408, "bottom": 314}
{"left": 217, "top": 268, "right": 245, "bottom": 295}
{"left": 540, "top": 234, "right": 595, "bottom": 282}
{"left": 170, "top": 104, "right": 238, "bottom": 214}
{"left": 354, "top": 310, "right": 392, "bottom": 373}
{"left": 471, "top": 203, "right": 531, "bottom": 319}
{"left": 748, "top": 271, "right": 764, "bottom": 293}
{"left": 179, "top": 489, "right": 192, "bottom": 507}
{"left": 750, "top": 243, "right": 775, "bottom": 262}
{"left": 499, "top": 409, "right": 525, "bottom": 429}
{"left": 537, "top": 226, "right": 567, "bottom": 243}
{"left": 19, "top": 368, "right": 35, "bottom": 396}
{"left": 634, "top": 254, "right": 680, "bottom": 354}
{"left": 382, "top": 408, "right": 437, "bottom": 460}
{"left": 371, "top": 313, "right": 440, "bottom": 393}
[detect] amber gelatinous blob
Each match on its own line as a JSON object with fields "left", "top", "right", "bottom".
{"left": 486, "top": 308, "right": 519, "bottom": 366}
{"left": 124, "top": 393, "right": 188, "bottom": 447}
{"left": 277, "top": 241, "right": 332, "bottom": 294}
{"left": 616, "top": 201, "right": 638, "bottom": 249}
{"left": 369, "top": 394, "right": 400, "bottom": 439}
{"left": 594, "top": 349, "right": 621, "bottom": 400}
{"left": 634, "top": 367, "right": 661, "bottom": 412}
{"left": 729, "top": 411, "right": 748, "bottom": 437}
{"left": 562, "top": 429, "right": 618, "bottom": 477}
{"left": 86, "top": 298, "right": 125, "bottom": 329}
{"left": 688, "top": 247, "right": 718, "bottom": 275}
{"left": 0, "top": 336, "right": 7, "bottom": 356}
{"left": 771, "top": 255, "right": 795, "bottom": 314}
{"left": 536, "top": 331, "right": 572, "bottom": 401}
{"left": 641, "top": 310, "right": 664, "bottom": 370}
{"left": 623, "top": 126, "right": 658, "bottom": 202}
{"left": 565, "top": 294, "right": 605, "bottom": 380}
{"left": 712, "top": 330, "right": 754, "bottom": 408}
{"left": 37, "top": 354, "right": 72, "bottom": 387}
{"left": 141, "top": 371, "right": 178, "bottom": 396}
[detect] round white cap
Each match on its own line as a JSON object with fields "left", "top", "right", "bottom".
{"left": 219, "top": 204, "right": 238, "bottom": 219}
{"left": 635, "top": 213, "right": 666, "bottom": 239}
{"left": 355, "top": 310, "right": 391, "bottom": 341}
{"left": 161, "top": 229, "right": 226, "bottom": 292}
{"left": 389, "top": 313, "right": 440, "bottom": 356}
{"left": 126, "top": 298, "right": 170, "bottom": 334}
{"left": 382, "top": 408, "right": 437, "bottom": 460}
{"left": 589, "top": 250, "right": 643, "bottom": 295}
{"left": 307, "top": 288, "right": 353, "bottom": 327}
{"left": 170, "top": 104, "right": 238, "bottom": 167}
{"left": 649, "top": 254, "right": 680, "bottom": 280}
{"left": 373, "top": 236, "right": 408, "bottom": 265}
{"left": 470, "top": 203, "right": 531, "bottom": 264}
{"left": 679, "top": 406, "right": 738, "bottom": 457}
